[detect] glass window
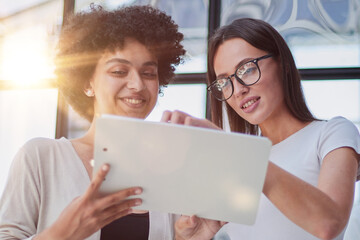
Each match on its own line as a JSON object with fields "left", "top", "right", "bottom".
{"left": 0, "top": 0, "right": 63, "bottom": 197}
{"left": 0, "top": 89, "right": 58, "bottom": 197}
{"left": 302, "top": 80, "right": 360, "bottom": 126}
{"left": 220, "top": 0, "right": 360, "bottom": 68}
{"left": 0, "top": 0, "right": 51, "bottom": 17}
{"left": 75, "top": 0, "right": 209, "bottom": 73}
{"left": 147, "top": 84, "right": 207, "bottom": 121}
{"left": 0, "top": 0, "right": 63, "bottom": 83}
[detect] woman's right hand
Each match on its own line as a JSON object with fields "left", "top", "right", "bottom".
{"left": 34, "top": 164, "right": 142, "bottom": 240}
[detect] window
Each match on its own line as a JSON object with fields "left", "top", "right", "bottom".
{"left": 0, "top": 0, "right": 63, "bottom": 196}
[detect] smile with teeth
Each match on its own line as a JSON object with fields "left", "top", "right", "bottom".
{"left": 123, "top": 98, "right": 144, "bottom": 104}
{"left": 242, "top": 97, "right": 260, "bottom": 109}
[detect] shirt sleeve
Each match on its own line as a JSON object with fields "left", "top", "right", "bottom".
{"left": 318, "top": 116, "right": 360, "bottom": 179}
{"left": 0, "top": 141, "right": 41, "bottom": 240}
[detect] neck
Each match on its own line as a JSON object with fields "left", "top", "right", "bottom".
{"left": 82, "top": 120, "right": 96, "bottom": 147}
{"left": 259, "top": 110, "right": 311, "bottom": 145}
{"left": 70, "top": 118, "right": 96, "bottom": 160}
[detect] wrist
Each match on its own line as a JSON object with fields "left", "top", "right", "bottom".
{"left": 174, "top": 233, "right": 186, "bottom": 240}
{"left": 34, "top": 226, "right": 69, "bottom": 240}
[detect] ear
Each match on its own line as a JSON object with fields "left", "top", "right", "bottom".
{"left": 84, "top": 80, "right": 95, "bottom": 97}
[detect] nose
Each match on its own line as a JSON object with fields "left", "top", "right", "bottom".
{"left": 127, "top": 71, "right": 146, "bottom": 91}
{"left": 232, "top": 76, "right": 249, "bottom": 97}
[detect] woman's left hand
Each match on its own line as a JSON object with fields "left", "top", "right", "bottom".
{"left": 175, "top": 215, "right": 227, "bottom": 240}
{"left": 161, "top": 110, "right": 221, "bottom": 130}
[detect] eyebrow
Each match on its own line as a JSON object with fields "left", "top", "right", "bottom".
{"left": 216, "top": 57, "right": 252, "bottom": 79}
{"left": 105, "top": 58, "right": 158, "bottom": 67}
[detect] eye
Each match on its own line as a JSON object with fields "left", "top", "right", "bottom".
{"left": 111, "top": 70, "right": 128, "bottom": 77}
{"left": 244, "top": 66, "right": 257, "bottom": 74}
{"left": 142, "top": 71, "right": 158, "bottom": 79}
{"left": 237, "top": 63, "right": 257, "bottom": 77}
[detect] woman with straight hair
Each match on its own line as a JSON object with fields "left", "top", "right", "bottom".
{"left": 163, "top": 18, "right": 360, "bottom": 240}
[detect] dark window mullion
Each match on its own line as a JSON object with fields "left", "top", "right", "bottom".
{"left": 205, "top": 0, "right": 222, "bottom": 120}
{"left": 173, "top": 73, "right": 207, "bottom": 84}
{"left": 55, "top": 0, "right": 75, "bottom": 139}
{"left": 299, "top": 68, "right": 360, "bottom": 80}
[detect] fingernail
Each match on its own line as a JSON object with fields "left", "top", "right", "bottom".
{"left": 102, "top": 164, "right": 109, "bottom": 172}
{"left": 135, "top": 199, "right": 142, "bottom": 206}
{"left": 134, "top": 188, "right": 142, "bottom": 195}
{"left": 90, "top": 159, "right": 94, "bottom": 167}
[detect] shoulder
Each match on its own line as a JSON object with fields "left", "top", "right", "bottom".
{"left": 319, "top": 116, "right": 359, "bottom": 137}
{"left": 317, "top": 116, "right": 360, "bottom": 159}
{"left": 325, "top": 116, "right": 356, "bottom": 127}
{"left": 21, "top": 137, "right": 69, "bottom": 152}
{"left": 23, "top": 137, "right": 66, "bottom": 147}
{"left": 14, "top": 137, "right": 71, "bottom": 166}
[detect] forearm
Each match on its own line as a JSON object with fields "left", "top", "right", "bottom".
{"left": 263, "top": 162, "right": 352, "bottom": 239}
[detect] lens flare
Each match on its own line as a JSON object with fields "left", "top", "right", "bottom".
{"left": 0, "top": 26, "right": 55, "bottom": 87}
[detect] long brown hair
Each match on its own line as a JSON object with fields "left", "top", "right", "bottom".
{"left": 207, "top": 18, "right": 315, "bottom": 135}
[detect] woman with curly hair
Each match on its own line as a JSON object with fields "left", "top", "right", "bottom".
{"left": 0, "top": 5, "right": 185, "bottom": 240}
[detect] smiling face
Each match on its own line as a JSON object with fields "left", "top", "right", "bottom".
{"left": 88, "top": 38, "right": 159, "bottom": 119}
{"left": 213, "top": 38, "right": 287, "bottom": 126}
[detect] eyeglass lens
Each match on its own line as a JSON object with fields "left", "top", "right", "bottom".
{"left": 209, "top": 61, "right": 260, "bottom": 101}
{"left": 236, "top": 62, "right": 260, "bottom": 85}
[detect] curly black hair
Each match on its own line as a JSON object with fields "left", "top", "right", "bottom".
{"left": 55, "top": 4, "right": 185, "bottom": 121}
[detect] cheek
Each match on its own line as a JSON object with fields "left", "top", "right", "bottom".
{"left": 147, "top": 81, "right": 159, "bottom": 99}
{"left": 226, "top": 97, "right": 236, "bottom": 109}
{"left": 226, "top": 98, "right": 243, "bottom": 117}
{"left": 259, "top": 77, "right": 285, "bottom": 114}
{"left": 267, "top": 78, "right": 283, "bottom": 100}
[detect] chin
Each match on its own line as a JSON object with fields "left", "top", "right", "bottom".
{"left": 124, "top": 114, "right": 145, "bottom": 119}
{"left": 127, "top": 112, "right": 149, "bottom": 119}
{"left": 243, "top": 116, "right": 263, "bottom": 126}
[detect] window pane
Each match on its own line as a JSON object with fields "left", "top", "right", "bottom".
{"left": 0, "top": 0, "right": 51, "bottom": 17}
{"left": 75, "top": 0, "right": 208, "bottom": 73}
{"left": 220, "top": 0, "right": 360, "bottom": 68}
{"left": 147, "top": 84, "right": 207, "bottom": 121}
{"left": 0, "top": 89, "right": 58, "bottom": 197}
{"left": 0, "top": 0, "right": 63, "bottom": 83}
{"left": 302, "top": 80, "right": 360, "bottom": 126}
{"left": 0, "top": 0, "right": 63, "bottom": 197}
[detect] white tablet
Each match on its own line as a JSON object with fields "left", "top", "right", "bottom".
{"left": 93, "top": 114, "right": 271, "bottom": 225}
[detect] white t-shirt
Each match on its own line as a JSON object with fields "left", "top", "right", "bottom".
{"left": 345, "top": 202, "right": 360, "bottom": 239}
{"left": 0, "top": 137, "right": 177, "bottom": 240}
{"left": 215, "top": 116, "right": 360, "bottom": 240}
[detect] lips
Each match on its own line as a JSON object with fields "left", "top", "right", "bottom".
{"left": 241, "top": 97, "right": 260, "bottom": 109}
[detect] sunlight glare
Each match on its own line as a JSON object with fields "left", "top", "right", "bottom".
{"left": 0, "top": 26, "right": 55, "bottom": 86}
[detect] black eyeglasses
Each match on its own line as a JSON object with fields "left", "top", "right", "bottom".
{"left": 207, "top": 54, "right": 273, "bottom": 101}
